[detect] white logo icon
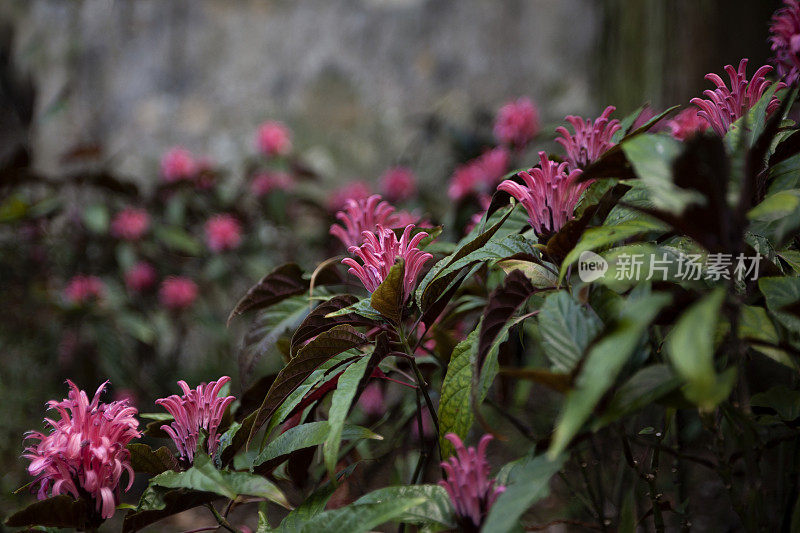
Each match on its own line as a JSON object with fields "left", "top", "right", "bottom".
{"left": 578, "top": 251, "right": 608, "bottom": 282}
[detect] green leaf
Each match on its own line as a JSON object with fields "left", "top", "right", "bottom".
{"left": 416, "top": 205, "right": 517, "bottom": 311}
{"left": 294, "top": 498, "right": 426, "bottom": 533}
{"left": 738, "top": 305, "right": 793, "bottom": 367}
{"left": 324, "top": 356, "right": 371, "bottom": 476}
{"left": 482, "top": 454, "right": 566, "bottom": 533}
{"left": 594, "top": 364, "right": 681, "bottom": 428}
{"left": 370, "top": 259, "right": 405, "bottom": 323}
{"left": 665, "top": 288, "right": 735, "bottom": 410}
{"left": 495, "top": 257, "right": 558, "bottom": 288}
{"left": 623, "top": 134, "right": 701, "bottom": 212}
{"left": 560, "top": 218, "right": 667, "bottom": 278}
{"left": 751, "top": 385, "right": 800, "bottom": 421}
{"left": 760, "top": 276, "right": 800, "bottom": 331}
{"left": 548, "top": 292, "right": 670, "bottom": 457}
{"left": 748, "top": 189, "right": 800, "bottom": 245}
{"left": 228, "top": 263, "right": 309, "bottom": 325}
{"left": 538, "top": 291, "right": 603, "bottom": 373}
{"left": 5, "top": 495, "right": 98, "bottom": 529}
{"left": 438, "top": 329, "right": 478, "bottom": 457}
{"left": 154, "top": 225, "right": 202, "bottom": 255}
{"left": 82, "top": 203, "right": 109, "bottom": 234}
{"left": 128, "top": 443, "right": 179, "bottom": 476}
{"left": 277, "top": 464, "right": 361, "bottom": 531}
{"left": 253, "top": 421, "right": 382, "bottom": 468}
{"left": 354, "top": 485, "right": 454, "bottom": 527}
{"left": 325, "top": 297, "right": 383, "bottom": 321}
{"left": 248, "top": 325, "right": 368, "bottom": 448}
{"left": 151, "top": 453, "right": 289, "bottom": 508}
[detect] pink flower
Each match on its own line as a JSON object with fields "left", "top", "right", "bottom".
{"left": 448, "top": 148, "right": 510, "bottom": 201}
{"left": 328, "top": 181, "right": 373, "bottom": 212}
{"left": 555, "top": 105, "right": 621, "bottom": 170}
{"left": 380, "top": 166, "right": 417, "bottom": 202}
{"left": 64, "top": 275, "right": 104, "bottom": 305}
{"left": 498, "top": 151, "right": 588, "bottom": 236}
{"left": 448, "top": 163, "right": 484, "bottom": 201}
{"left": 357, "top": 383, "right": 385, "bottom": 417}
{"left": 125, "top": 261, "right": 157, "bottom": 292}
{"left": 159, "top": 277, "right": 198, "bottom": 311}
{"left": 251, "top": 171, "right": 293, "bottom": 197}
{"left": 110, "top": 208, "right": 149, "bottom": 241}
{"left": 771, "top": 1, "right": 800, "bottom": 86}
{"left": 691, "top": 59, "right": 786, "bottom": 137}
{"left": 493, "top": 97, "right": 540, "bottom": 148}
{"left": 342, "top": 224, "right": 433, "bottom": 303}
{"left": 667, "top": 107, "right": 709, "bottom": 141}
{"left": 161, "top": 147, "right": 197, "bottom": 183}
{"left": 439, "top": 433, "right": 505, "bottom": 530}
{"left": 255, "top": 121, "right": 292, "bottom": 157}
{"left": 155, "top": 376, "right": 235, "bottom": 463}
{"left": 204, "top": 214, "right": 242, "bottom": 253}
{"left": 330, "top": 194, "right": 417, "bottom": 249}
{"left": 23, "top": 380, "right": 140, "bottom": 520}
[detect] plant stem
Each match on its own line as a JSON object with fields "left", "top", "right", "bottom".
{"left": 206, "top": 503, "right": 238, "bottom": 533}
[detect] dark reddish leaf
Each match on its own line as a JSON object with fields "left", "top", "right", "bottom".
{"left": 227, "top": 263, "right": 308, "bottom": 326}
{"left": 5, "top": 495, "right": 99, "bottom": 529}
{"left": 122, "top": 489, "right": 217, "bottom": 533}
{"left": 143, "top": 419, "right": 170, "bottom": 439}
{"left": 475, "top": 270, "right": 536, "bottom": 375}
{"left": 291, "top": 295, "right": 380, "bottom": 358}
{"left": 472, "top": 270, "right": 537, "bottom": 434}
{"left": 235, "top": 374, "right": 277, "bottom": 421}
{"left": 128, "top": 443, "right": 180, "bottom": 476}
{"left": 246, "top": 325, "right": 369, "bottom": 448}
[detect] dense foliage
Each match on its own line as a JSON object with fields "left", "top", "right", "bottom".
{"left": 6, "top": 3, "right": 800, "bottom": 532}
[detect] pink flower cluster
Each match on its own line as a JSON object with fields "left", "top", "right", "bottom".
{"left": 110, "top": 208, "right": 149, "bottom": 241}
{"left": 493, "top": 97, "right": 540, "bottom": 148}
{"left": 251, "top": 171, "right": 293, "bottom": 197}
{"left": 205, "top": 214, "right": 242, "bottom": 253}
{"left": 379, "top": 166, "right": 417, "bottom": 202}
{"left": 448, "top": 147, "right": 510, "bottom": 201}
{"left": 23, "top": 381, "right": 140, "bottom": 520}
{"left": 691, "top": 59, "right": 785, "bottom": 137}
{"left": 159, "top": 276, "right": 198, "bottom": 311}
{"left": 330, "top": 194, "right": 417, "bottom": 249}
{"left": 342, "top": 224, "right": 433, "bottom": 303}
{"left": 155, "top": 376, "right": 235, "bottom": 463}
{"left": 64, "top": 275, "right": 104, "bottom": 305}
{"left": 161, "top": 147, "right": 197, "bottom": 183}
{"left": 771, "top": 0, "right": 800, "bottom": 86}
{"left": 439, "top": 433, "right": 505, "bottom": 530}
{"left": 125, "top": 261, "right": 157, "bottom": 292}
{"left": 498, "top": 152, "right": 587, "bottom": 236}
{"left": 555, "top": 105, "right": 621, "bottom": 169}
{"left": 255, "top": 121, "right": 292, "bottom": 157}
{"left": 666, "top": 107, "right": 709, "bottom": 141}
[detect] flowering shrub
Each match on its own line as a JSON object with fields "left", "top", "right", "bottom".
{"left": 7, "top": 4, "right": 800, "bottom": 532}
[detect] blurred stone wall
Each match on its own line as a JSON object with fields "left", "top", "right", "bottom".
{"left": 2, "top": 0, "right": 600, "bottom": 185}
